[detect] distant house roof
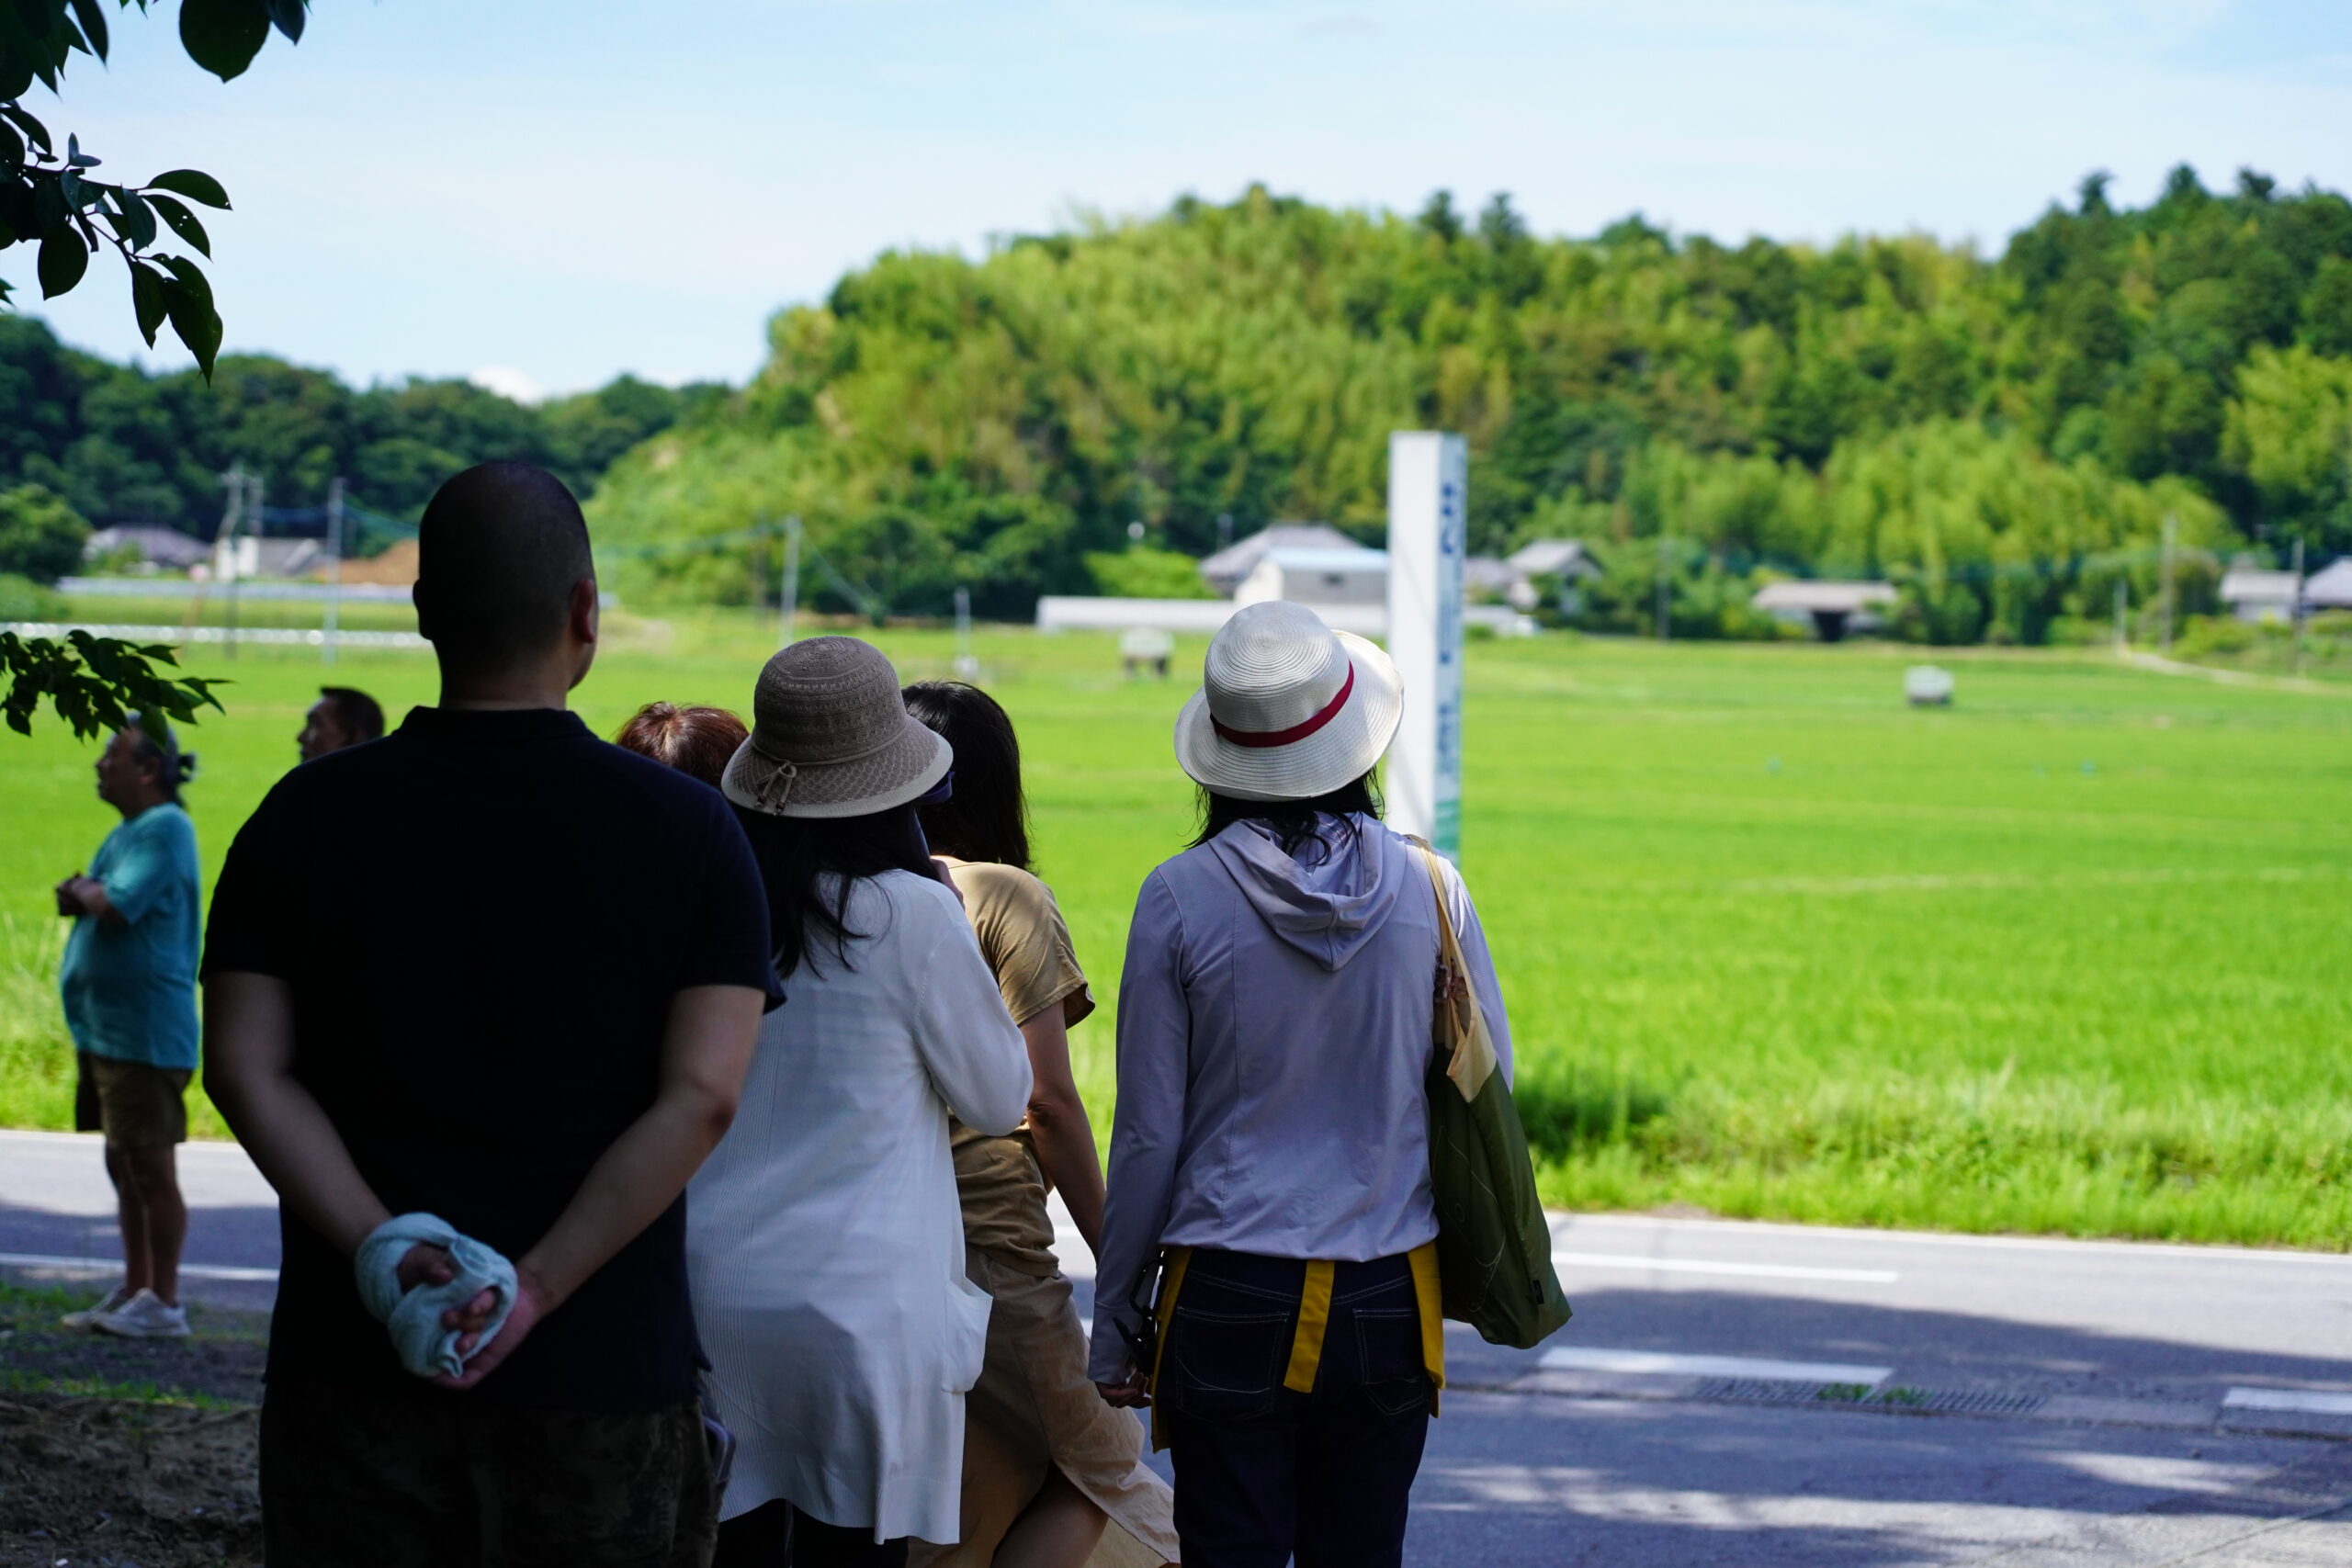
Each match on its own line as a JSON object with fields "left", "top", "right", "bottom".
{"left": 84, "top": 525, "right": 209, "bottom": 570}
{"left": 1751, "top": 581, "right": 1897, "bottom": 614}
{"left": 1463, "top": 557, "right": 1519, "bottom": 594}
{"left": 1507, "top": 539, "right": 1601, "bottom": 581}
{"left": 1200, "top": 523, "right": 1360, "bottom": 595}
{"left": 2220, "top": 569, "right": 2301, "bottom": 604}
{"left": 2304, "top": 558, "right": 2352, "bottom": 609}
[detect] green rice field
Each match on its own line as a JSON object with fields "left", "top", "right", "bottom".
{"left": 6, "top": 606, "right": 2348, "bottom": 1247}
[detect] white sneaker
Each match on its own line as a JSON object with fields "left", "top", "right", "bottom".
{"left": 59, "top": 1285, "right": 135, "bottom": 1331}
{"left": 91, "top": 1287, "right": 189, "bottom": 1339}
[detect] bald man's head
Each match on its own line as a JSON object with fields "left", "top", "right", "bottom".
{"left": 414, "top": 463, "right": 594, "bottom": 677}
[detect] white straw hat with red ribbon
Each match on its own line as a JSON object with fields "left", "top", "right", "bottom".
{"left": 1173, "top": 600, "right": 1405, "bottom": 802}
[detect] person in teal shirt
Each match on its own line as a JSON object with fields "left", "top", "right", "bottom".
{"left": 54, "top": 717, "right": 201, "bottom": 1340}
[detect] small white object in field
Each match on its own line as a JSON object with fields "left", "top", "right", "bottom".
{"left": 1905, "top": 665, "right": 1955, "bottom": 706}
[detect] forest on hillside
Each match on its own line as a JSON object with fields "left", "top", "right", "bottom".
{"left": 0, "top": 316, "right": 722, "bottom": 547}
{"left": 585, "top": 164, "right": 2352, "bottom": 644}
{"left": 6, "top": 164, "right": 2348, "bottom": 644}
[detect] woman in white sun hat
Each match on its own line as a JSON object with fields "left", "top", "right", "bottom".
{"left": 690, "top": 636, "right": 1035, "bottom": 1568}
{"left": 1088, "top": 600, "right": 1514, "bottom": 1568}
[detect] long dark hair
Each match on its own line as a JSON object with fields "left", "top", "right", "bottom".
{"left": 733, "top": 803, "right": 935, "bottom": 976}
{"left": 903, "top": 681, "right": 1031, "bottom": 871}
{"left": 1193, "top": 772, "right": 1383, "bottom": 859}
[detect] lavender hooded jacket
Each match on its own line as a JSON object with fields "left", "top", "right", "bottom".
{"left": 1088, "top": 814, "right": 1513, "bottom": 1382}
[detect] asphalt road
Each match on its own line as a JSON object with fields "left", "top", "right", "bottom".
{"left": 6, "top": 1127, "right": 2351, "bottom": 1565}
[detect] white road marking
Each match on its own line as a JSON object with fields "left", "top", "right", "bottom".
{"left": 0, "top": 1250, "right": 279, "bottom": 1283}
{"left": 2223, "top": 1387, "right": 2352, "bottom": 1416}
{"left": 1553, "top": 1250, "right": 1898, "bottom": 1284}
{"left": 1539, "top": 1347, "right": 1893, "bottom": 1385}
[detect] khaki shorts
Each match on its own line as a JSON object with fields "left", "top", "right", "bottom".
{"left": 82, "top": 1053, "right": 190, "bottom": 1150}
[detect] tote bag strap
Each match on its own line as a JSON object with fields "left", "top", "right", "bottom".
{"left": 1415, "top": 845, "right": 1498, "bottom": 1103}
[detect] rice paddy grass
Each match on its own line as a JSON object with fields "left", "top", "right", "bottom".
{"left": 5, "top": 604, "right": 2346, "bottom": 1246}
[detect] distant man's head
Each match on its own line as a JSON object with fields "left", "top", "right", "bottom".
{"left": 299, "top": 685, "right": 387, "bottom": 761}
{"left": 413, "top": 463, "right": 597, "bottom": 688}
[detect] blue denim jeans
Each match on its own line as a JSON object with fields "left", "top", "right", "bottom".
{"left": 1159, "top": 1249, "right": 1431, "bottom": 1568}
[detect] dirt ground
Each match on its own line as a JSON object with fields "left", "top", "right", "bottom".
{"left": 0, "top": 1284, "right": 266, "bottom": 1567}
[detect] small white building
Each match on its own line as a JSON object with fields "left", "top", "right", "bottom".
{"left": 2219, "top": 569, "right": 2301, "bottom": 624}
{"left": 84, "top": 525, "right": 209, "bottom": 574}
{"left": 1234, "top": 546, "right": 1390, "bottom": 609}
{"left": 1198, "top": 523, "right": 1362, "bottom": 597}
{"left": 1752, "top": 580, "right": 1897, "bottom": 641}
{"left": 209, "top": 535, "right": 324, "bottom": 581}
{"left": 1507, "top": 539, "right": 1603, "bottom": 583}
{"left": 2296, "top": 558, "right": 2352, "bottom": 613}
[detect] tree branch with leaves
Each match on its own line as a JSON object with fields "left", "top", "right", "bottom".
{"left": 0, "top": 1, "right": 304, "bottom": 738}
{"left": 2, "top": 0, "right": 306, "bottom": 376}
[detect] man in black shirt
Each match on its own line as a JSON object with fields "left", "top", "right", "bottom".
{"left": 204, "top": 462, "right": 778, "bottom": 1565}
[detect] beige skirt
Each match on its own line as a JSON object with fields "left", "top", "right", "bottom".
{"left": 910, "top": 1246, "right": 1180, "bottom": 1567}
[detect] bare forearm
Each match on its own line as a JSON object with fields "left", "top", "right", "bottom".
{"left": 1028, "top": 1095, "right": 1105, "bottom": 1258}
{"left": 516, "top": 981, "right": 760, "bottom": 1309}
{"left": 206, "top": 1066, "right": 389, "bottom": 1257}
{"left": 205, "top": 973, "right": 390, "bottom": 1258}
{"left": 516, "top": 1089, "right": 732, "bottom": 1309}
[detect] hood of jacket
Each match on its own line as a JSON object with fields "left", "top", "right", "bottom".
{"left": 1206, "top": 814, "right": 1405, "bottom": 972}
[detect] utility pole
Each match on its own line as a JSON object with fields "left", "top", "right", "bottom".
{"left": 219, "top": 466, "right": 246, "bottom": 660}
{"left": 2112, "top": 576, "right": 2128, "bottom": 653}
{"left": 1655, "top": 535, "right": 1672, "bottom": 641}
{"left": 322, "top": 477, "right": 345, "bottom": 665}
{"left": 780, "top": 514, "right": 802, "bottom": 647}
{"left": 954, "top": 586, "right": 978, "bottom": 678}
{"left": 2159, "top": 512, "right": 2177, "bottom": 655}
{"left": 2290, "top": 534, "right": 2307, "bottom": 678}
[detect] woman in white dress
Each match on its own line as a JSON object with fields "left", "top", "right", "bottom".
{"left": 692, "top": 637, "right": 1034, "bottom": 1568}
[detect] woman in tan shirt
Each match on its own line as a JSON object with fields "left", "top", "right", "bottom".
{"left": 903, "top": 682, "right": 1179, "bottom": 1568}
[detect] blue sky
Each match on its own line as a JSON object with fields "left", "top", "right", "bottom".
{"left": 13, "top": 0, "right": 2349, "bottom": 397}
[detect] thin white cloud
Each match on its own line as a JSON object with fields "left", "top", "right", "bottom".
{"left": 469, "top": 366, "right": 547, "bottom": 404}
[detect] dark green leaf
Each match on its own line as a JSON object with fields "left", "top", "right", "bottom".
{"left": 264, "top": 0, "right": 302, "bottom": 42}
{"left": 57, "top": 167, "right": 83, "bottom": 208}
{"left": 178, "top": 0, "right": 270, "bottom": 81}
{"left": 157, "top": 252, "right": 215, "bottom": 310}
{"left": 37, "top": 225, "right": 87, "bottom": 297}
{"left": 30, "top": 169, "right": 62, "bottom": 233}
{"left": 0, "top": 118, "right": 22, "bottom": 173}
{"left": 65, "top": 132, "right": 98, "bottom": 168}
{"left": 113, "top": 186, "right": 157, "bottom": 248}
{"left": 145, "top": 191, "right": 209, "bottom": 255}
{"left": 145, "top": 167, "right": 231, "bottom": 209}
{"left": 129, "top": 258, "right": 165, "bottom": 345}
{"left": 31, "top": 170, "right": 63, "bottom": 232}
{"left": 0, "top": 175, "right": 29, "bottom": 240}
{"left": 70, "top": 0, "right": 108, "bottom": 58}
{"left": 1, "top": 104, "right": 51, "bottom": 155}
{"left": 159, "top": 268, "right": 223, "bottom": 378}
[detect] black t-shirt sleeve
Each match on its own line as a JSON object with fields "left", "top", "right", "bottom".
{"left": 200, "top": 784, "right": 302, "bottom": 981}
{"left": 679, "top": 798, "right": 786, "bottom": 1009}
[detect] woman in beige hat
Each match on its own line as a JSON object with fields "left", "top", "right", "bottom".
{"left": 1088, "top": 601, "right": 1515, "bottom": 1568}
{"left": 689, "top": 637, "right": 1035, "bottom": 1568}
{"left": 900, "top": 681, "right": 1181, "bottom": 1568}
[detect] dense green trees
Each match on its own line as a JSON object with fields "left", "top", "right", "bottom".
{"left": 0, "top": 314, "right": 720, "bottom": 536}
{"left": 0, "top": 481, "right": 86, "bottom": 582}
{"left": 591, "top": 168, "right": 2352, "bottom": 638}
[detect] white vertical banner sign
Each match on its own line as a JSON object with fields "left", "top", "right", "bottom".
{"left": 1385, "top": 431, "right": 1466, "bottom": 862}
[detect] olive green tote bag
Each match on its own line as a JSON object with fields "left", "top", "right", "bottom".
{"left": 1416, "top": 845, "right": 1573, "bottom": 1349}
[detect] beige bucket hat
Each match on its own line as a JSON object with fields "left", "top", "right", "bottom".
{"left": 1174, "top": 601, "right": 1405, "bottom": 802}
{"left": 721, "top": 637, "right": 952, "bottom": 818}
